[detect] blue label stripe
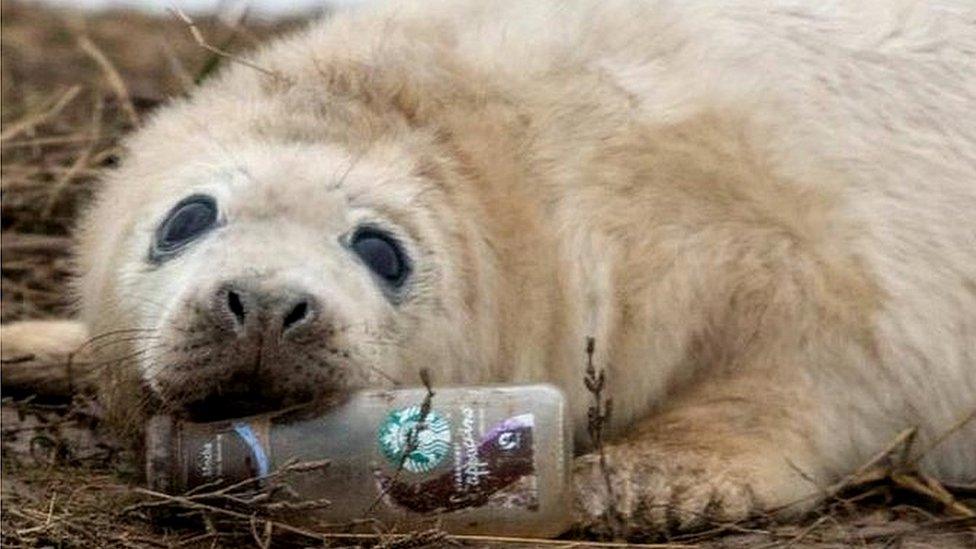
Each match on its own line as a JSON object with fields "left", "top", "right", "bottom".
{"left": 233, "top": 422, "right": 270, "bottom": 478}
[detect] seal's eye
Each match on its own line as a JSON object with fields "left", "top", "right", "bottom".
{"left": 151, "top": 194, "right": 219, "bottom": 261}
{"left": 351, "top": 229, "right": 410, "bottom": 287}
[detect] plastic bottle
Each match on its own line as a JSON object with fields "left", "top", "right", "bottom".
{"left": 146, "top": 384, "right": 573, "bottom": 536}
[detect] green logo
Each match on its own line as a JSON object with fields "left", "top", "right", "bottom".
{"left": 378, "top": 406, "right": 451, "bottom": 473}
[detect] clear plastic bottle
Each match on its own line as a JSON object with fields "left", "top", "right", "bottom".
{"left": 146, "top": 384, "right": 573, "bottom": 537}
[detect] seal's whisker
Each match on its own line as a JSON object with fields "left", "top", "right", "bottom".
{"left": 328, "top": 148, "right": 366, "bottom": 191}
{"left": 88, "top": 335, "right": 165, "bottom": 355}
{"left": 76, "top": 327, "right": 160, "bottom": 351}
{"left": 114, "top": 290, "right": 171, "bottom": 312}
{"left": 354, "top": 338, "right": 399, "bottom": 349}
{"left": 87, "top": 343, "right": 170, "bottom": 369}
{"left": 364, "top": 364, "right": 401, "bottom": 386}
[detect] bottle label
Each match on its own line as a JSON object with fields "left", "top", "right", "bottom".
{"left": 181, "top": 417, "right": 272, "bottom": 488}
{"left": 373, "top": 407, "right": 539, "bottom": 514}
{"left": 378, "top": 406, "right": 452, "bottom": 473}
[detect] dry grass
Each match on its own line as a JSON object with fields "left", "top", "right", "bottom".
{"left": 1, "top": 1, "right": 974, "bottom": 547}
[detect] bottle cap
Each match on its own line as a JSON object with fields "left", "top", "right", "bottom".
{"left": 145, "top": 414, "right": 176, "bottom": 492}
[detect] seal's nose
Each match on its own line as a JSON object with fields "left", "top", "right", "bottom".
{"left": 216, "top": 282, "right": 317, "bottom": 337}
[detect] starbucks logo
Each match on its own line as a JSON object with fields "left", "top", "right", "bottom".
{"left": 378, "top": 406, "right": 451, "bottom": 473}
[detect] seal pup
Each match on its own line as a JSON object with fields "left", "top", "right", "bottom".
{"left": 7, "top": 0, "right": 975, "bottom": 536}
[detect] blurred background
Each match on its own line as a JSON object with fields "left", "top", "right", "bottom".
{"left": 35, "top": 0, "right": 363, "bottom": 18}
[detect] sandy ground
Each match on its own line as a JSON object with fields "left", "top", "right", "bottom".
{"left": 1, "top": 1, "right": 975, "bottom": 547}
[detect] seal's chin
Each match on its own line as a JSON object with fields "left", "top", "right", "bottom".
{"left": 178, "top": 389, "right": 349, "bottom": 423}
{"left": 182, "top": 392, "right": 289, "bottom": 422}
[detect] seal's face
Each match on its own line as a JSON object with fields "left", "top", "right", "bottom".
{"left": 81, "top": 132, "right": 494, "bottom": 421}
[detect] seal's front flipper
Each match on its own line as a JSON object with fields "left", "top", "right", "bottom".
{"left": 573, "top": 375, "right": 823, "bottom": 537}
{"left": 0, "top": 319, "right": 94, "bottom": 397}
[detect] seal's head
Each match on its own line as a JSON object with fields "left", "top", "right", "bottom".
{"left": 71, "top": 0, "right": 584, "bottom": 435}
{"left": 73, "top": 53, "right": 511, "bottom": 425}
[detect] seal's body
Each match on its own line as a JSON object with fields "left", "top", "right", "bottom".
{"left": 52, "top": 0, "right": 976, "bottom": 533}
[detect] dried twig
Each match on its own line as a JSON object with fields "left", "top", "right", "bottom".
{"left": 0, "top": 233, "right": 73, "bottom": 254}
{"left": 774, "top": 423, "right": 976, "bottom": 523}
{"left": 824, "top": 427, "right": 918, "bottom": 497}
{"left": 584, "top": 337, "right": 622, "bottom": 538}
{"left": 169, "top": 8, "right": 290, "bottom": 84}
{"left": 907, "top": 407, "right": 976, "bottom": 468}
{"left": 366, "top": 368, "right": 436, "bottom": 514}
{"left": 122, "top": 457, "right": 332, "bottom": 515}
{"left": 42, "top": 94, "right": 104, "bottom": 217}
{"left": 158, "top": 37, "right": 196, "bottom": 93}
{"left": 0, "top": 86, "right": 82, "bottom": 142}
{"left": 891, "top": 472, "right": 976, "bottom": 518}
{"left": 132, "top": 487, "right": 336, "bottom": 544}
{"left": 249, "top": 515, "right": 273, "bottom": 549}
{"left": 77, "top": 36, "right": 140, "bottom": 127}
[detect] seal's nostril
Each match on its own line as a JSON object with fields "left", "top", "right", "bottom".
{"left": 218, "top": 283, "right": 314, "bottom": 334}
{"left": 282, "top": 300, "right": 309, "bottom": 331}
{"left": 227, "top": 290, "right": 246, "bottom": 325}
